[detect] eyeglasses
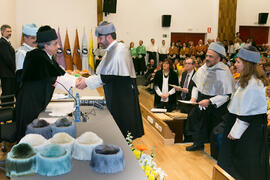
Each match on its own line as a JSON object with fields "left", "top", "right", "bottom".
{"left": 185, "top": 63, "right": 193, "bottom": 65}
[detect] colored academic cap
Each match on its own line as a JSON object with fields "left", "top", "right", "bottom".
{"left": 95, "top": 21, "right": 116, "bottom": 37}
{"left": 22, "top": 23, "right": 38, "bottom": 36}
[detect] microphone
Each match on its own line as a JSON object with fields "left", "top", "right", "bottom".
{"left": 55, "top": 81, "right": 87, "bottom": 122}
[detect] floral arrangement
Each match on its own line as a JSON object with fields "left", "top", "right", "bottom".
{"left": 126, "top": 132, "right": 167, "bottom": 180}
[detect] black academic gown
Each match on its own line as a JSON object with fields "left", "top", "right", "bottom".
{"left": 186, "top": 92, "right": 229, "bottom": 144}
{"left": 101, "top": 75, "right": 144, "bottom": 139}
{"left": 15, "top": 49, "right": 65, "bottom": 140}
{"left": 153, "top": 70, "right": 178, "bottom": 112}
{"left": 218, "top": 113, "right": 269, "bottom": 180}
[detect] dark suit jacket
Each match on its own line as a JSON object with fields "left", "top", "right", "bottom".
{"left": 0, "top": 37, "right": 15, "bottom": 78}
{"left": 179, "top": 70, "right": 196, "bottom": 100}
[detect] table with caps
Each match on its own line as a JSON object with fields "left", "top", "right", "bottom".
{"left": 13, "top": 103, "right": 147, "bottom": 180}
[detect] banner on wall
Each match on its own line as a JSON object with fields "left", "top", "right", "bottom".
{"left": 88, "top": 30, "right": 94, "bottom": 72}
{"left": 73, "top": 29, "right": 82, "bottom": 70}
{"left": 64, "top": 29, "right": 73, "bottom": 71}
{"left": 81, "top": 29, "right": 89, "bottom": 71}
{"left": 55, "top": 28, "right": 66, "bottom": 69}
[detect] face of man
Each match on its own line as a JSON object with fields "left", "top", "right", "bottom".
{"left": 98, "top": 35, "right": 111, "bottom": 49}
{"left": 44, "top": 39, "right": 59, "bottom": 56}
{"left": 1, "top": 28, "right": 12, "bottom": 39}
{"left": 162, "top": 40, "right": 165, "bottom": 45}
{"left": 205, "top": 50, "right": 220, "bottom": 67}
{"left": 184, "top": 58, "right": 194, "bottom": 72}
{"left": 151, "top": 39, "right": 155, "bottom": 45}
{"left": 24, "top": 35, "right": 37, "bottom": 47}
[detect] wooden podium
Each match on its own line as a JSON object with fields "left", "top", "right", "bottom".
{"left": 140, "top": 103, "right": 187, "bottom": 145}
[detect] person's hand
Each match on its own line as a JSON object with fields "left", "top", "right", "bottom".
{"left": 181, "top": 88, "right": 188, "bottom": 93}
{"left": 198, "top": 99, "right": 210, "bottom": 107}
{"left": 227, "top": 133, "right": 236, "bottom": 140}
{"left": 76, "top": 77, "right": 87, "bottom": 89}
{"left": 190, "top": 98, "right": 197, "bottom": 103}
{"left": 161, "top": 93, "right": 169, "bottom": 101}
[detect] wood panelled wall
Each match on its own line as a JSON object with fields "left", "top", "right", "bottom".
{"left": 218, "top": 0, "right": 237, "bottom": 42}
{"left": 97, "top": 0, "right": 103, "bottom": 25}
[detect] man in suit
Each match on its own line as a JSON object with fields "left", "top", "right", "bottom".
{"left": 0, "top": 24, "right": 16, "bottom": 103}
{"left": 175, "top": 57, "right": 196, "bottom": 142}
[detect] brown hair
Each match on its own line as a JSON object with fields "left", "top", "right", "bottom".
{"left": 162, "top": 58, "right": 174, "bottom": 70}
{"left": 239, "top": 59, "right": 269, "bottom": 88}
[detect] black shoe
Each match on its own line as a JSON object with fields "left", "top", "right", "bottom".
{"left": 186, "top": 144, "right": 204, "bottom": 151}
{"left": 183, "top": 138, "right": 193, "bottom": 143}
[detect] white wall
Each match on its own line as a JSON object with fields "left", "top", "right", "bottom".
{"left": 0, "top": 0, "right": 16, "bottom": 46}
{"left": 104, "top": 0, "right": 219, "bottom": 48}
{"left": 236, "top": 0, "right": 270, "bottom": 43}
{"left": 15, "top": 0, "right": 97, "bottom": 49}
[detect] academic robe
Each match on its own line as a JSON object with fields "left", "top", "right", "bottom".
{"left": 186, "top": 62, "right": 235, "bottom": 144}
{"left": 86, "top": 41, "right": 144, "bottom": 139}
{"left": 218, "top": 77, "right": 269, "bottom": 180}
{"left": 15, "top": 49, "right": 65, "bottom": 140}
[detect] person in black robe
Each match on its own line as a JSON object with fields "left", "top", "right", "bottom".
{"left": 185, "top": 43, "right": 235, "bottom": 151}
{"left": 153, "top": 59, "right": 178, "bottom": 112}
{"left": 218, "top": 46, "right": 269, "bottom": 180}
{"left": 76, "top": 21, "right": 144, "bottom": 139}
{"left": 15, "top": 26, "right": 65, "bottom": 140}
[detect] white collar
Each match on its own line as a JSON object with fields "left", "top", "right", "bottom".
{"left": 23, "top": 43, "right": 35, "bottom": 50}
{"left": 2, "top": 36, "right": 9, "bottom": 43}
{"left": 187, "top": 69, "right": 194, "bottom": 76}
{"left": 45, "top": 51, "right": 53, "bottom": 60}
{"left": 106, "top": 40, "right": 117, "bottom": 51}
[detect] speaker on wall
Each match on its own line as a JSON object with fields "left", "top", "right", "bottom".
{"left": 162, "top": 15, "right": 171, "bottom": 27}
{"left": 103, "top": 0, "right": 117, "bottom": 13}
{"left": 258, "top": 13, "right": 268, "bottom": 24}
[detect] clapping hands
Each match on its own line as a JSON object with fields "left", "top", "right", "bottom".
{"left": 76, "top": 77, "right": 87, "bottom": 89}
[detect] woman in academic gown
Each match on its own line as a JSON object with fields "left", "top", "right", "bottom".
{"left": 218, "top": 45, "right": 269, "bottom": 180}
{"left": 153, "top": 59, "right": 178, "bottom": 112}
{"left": 16, "top": 26, "right": 65, "bottom": 140}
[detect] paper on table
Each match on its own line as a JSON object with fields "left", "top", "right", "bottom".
{"left": 45, "top": 102, "right": 74, "bottom": 117}
{"left": 81, "top": 96, "right": 105, "bottom": 100}
{"left": 150, "top": 108, "right": 167, "bottom": 113}
{"left": 178, "top": 100, "right": 198, "bottom": 105}
{"left": 55, "top": 73, "right": 76, "bottom": 91}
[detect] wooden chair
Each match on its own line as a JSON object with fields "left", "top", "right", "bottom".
{"left": 212, "top": 164, "right": 235, "bottom": 180}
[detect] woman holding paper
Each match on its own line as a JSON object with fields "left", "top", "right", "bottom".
{"left": 153, "top": 59, "right": 178, "bottom": 112}
{"left": 218, "top": 46, "right": 269, "bottom": 180}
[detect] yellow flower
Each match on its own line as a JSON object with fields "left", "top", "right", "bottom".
{"left": 133, "top": 149, "right": 141, "bottom": 160}
{"left": 152, "top": 170, "right": 157, "bottom": 176}
{"left": 145, "top": 166, "right": 152, "bottom": 172}
{"left": 148, "top": 174, "right": 156, "bottom": 180}
{"left": 145, "top": 170, "right": 150, "bottom": 176}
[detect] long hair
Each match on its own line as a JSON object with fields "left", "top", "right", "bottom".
{"left": 239, "top": 46, "right": 268, "bottom": 88}
{"left": 162, "top": 58, "right": 174, "bottom": 71}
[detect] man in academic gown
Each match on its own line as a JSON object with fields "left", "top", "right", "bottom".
{"left": 76, "top": 21, "right": 144, "bottom": 139}
{"left": 15, "top": 23, "right": 38, "bottom": 89}
{"left": 16, "top": 25, "right": 65, "bottom": 140}
{"left": 186, "top": 42, "right": 235, "bottom": 151}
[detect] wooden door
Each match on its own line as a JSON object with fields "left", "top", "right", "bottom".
{"left": 239, "top": 26, "right": 269, "bottom": 45}
{"left": 171, "top": 33, "right": 206, "bottom": 46}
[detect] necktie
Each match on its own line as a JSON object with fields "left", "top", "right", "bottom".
{"left": 181, "top": 74, "right": 189, "bottom": 99}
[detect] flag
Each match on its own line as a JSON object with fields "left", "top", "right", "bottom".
{"left": 88, "top": 29, "right": 94, "bottom": 72}
{"left": 55, "top": 28, "right": 66, "bottom": 68}
{"left": 73, "top": 29, "right": 82, "bottom": 70}
{"left": 64, "top": 29, "right": 73, "bottom": 71}
{"left": 20, "top": 25, "right": 23, "bottom": 45}
{"left": 81, "top": 29, "right": 89, "bottom": 71}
